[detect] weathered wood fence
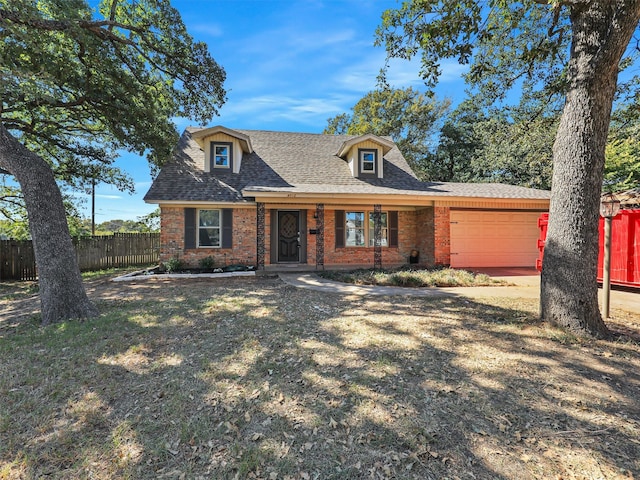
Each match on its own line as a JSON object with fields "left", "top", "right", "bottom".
{"left": 0, "top": 233, "right": 160, "bottom": 281}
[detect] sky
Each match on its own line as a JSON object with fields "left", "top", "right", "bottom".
{"left": 86, "top": 0, "right": 470, "bottom": 222}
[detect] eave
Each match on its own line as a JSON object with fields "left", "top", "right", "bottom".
{"left": 336, "top": 134, "right": 395, "bottom": 158}
{"left": 243, "top": 190, "right": 550, "bottom": 209}
{"left": 190, "top": 125, "right": 253, "bottom": 153}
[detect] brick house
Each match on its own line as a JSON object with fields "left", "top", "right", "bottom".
{"left": 144, "top": 126, "right": 550, "bottom": 270}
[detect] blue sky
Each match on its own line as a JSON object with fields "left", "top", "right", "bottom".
{"left": 87, "top": 0, "right": 469, "bottom": 222}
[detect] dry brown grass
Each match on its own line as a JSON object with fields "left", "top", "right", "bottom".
{"left": 0, "top": 274, "right": 639, "bottom": 479}
{"left": 317, "top": 267, "right": 503, "bottom": 287}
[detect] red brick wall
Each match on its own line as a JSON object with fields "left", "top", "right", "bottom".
{"left": 159, "top": 206, "right": 184, "bottom": 260}
{"left": 434, "top": 206, "right": 450, "bottom": 266}
{"left": 160, "top": 205, "right": 440, "bottom": 269}
{"left": 306, "top": 209, "right": 317, "bottom": 265}
{"left": 415, "top": 207, "right": 435, "bottom": 267}
{"left": 321, "top": 208, "right": 425, "bottom": 268}
{"left": 160, "top": 206, "right": 257, "bottom": 267}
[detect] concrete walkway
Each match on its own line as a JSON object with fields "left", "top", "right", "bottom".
{"left": 278, "top": 269, "right": 640, "bottom": 314}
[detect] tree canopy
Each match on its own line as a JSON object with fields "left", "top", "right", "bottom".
{"left": 0, "top": 0, "right": 226, "bottom": 324}
{"left": 1, "top": 0, "right": 225, "bottom": 179}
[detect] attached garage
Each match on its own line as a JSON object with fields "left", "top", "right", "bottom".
{"left": 449, "top": 210, "right": 543, "bottom": 268}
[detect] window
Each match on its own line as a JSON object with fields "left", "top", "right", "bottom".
{"left": 368, "top": 212, "right": 388, "bottom": 246}
{"left": 344, "top": 210, "right": 388, "bottom": 247}
{"left": 198, "top": 209, "right": 221, "bottom": 247}
{"left": 345, "top": 211, "right": 365, "bottom": 246}
{"left": 359, "top": 149, "right": 377, "bottom": 175}
{"left": 211, "top": 142, "right": 232, "bottom": 169}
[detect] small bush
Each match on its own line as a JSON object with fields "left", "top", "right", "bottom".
{"left": 199, "top": 256, "right": 216, "bottom": 269}
{"left": 164, "top": 256, "right": 184, "bottom": 273}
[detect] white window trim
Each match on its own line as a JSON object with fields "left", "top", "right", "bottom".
{"left": 212, "top": 142, "right": 232, "bottom": 169}
{"left": 359, "top": 149, "right": 377, "bottom": 175}
{"left": 198, "top": 209, "right": 222, "bottom": 248}
{"left": 345, "top": 210, "right": 388, "bottom": 247}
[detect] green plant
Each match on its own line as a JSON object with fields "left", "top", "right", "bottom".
{"left": 164, "top": 256, "right": 184, "bottom": 273}
{"left": 199, "top": 256, "right": 216, "bottom": 269}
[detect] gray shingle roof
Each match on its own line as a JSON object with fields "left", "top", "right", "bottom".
{"left": 144, "top": 128, "right": 551, "bottom": 203}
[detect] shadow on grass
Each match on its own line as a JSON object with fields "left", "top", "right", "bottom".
{"left": 0, "top": 276, "right": 638, "bottom": 479}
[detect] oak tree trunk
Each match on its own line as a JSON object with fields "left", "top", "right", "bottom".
{"left": 540, "top": 2, "right": 640, "bottom": 337}
{"left": 0, "top": 124, "right": 98, "bottom": 325}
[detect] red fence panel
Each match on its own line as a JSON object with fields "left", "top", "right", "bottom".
{"left": 537, "top": 209, "right": 640, "bottom": 288}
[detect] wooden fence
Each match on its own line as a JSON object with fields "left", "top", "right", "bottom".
{"left": 0, "top": 233, "right": 160, "bottom": 281}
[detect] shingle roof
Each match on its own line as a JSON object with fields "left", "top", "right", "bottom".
{"left": 144, "top": 128, "right": 551, "bottom": 203}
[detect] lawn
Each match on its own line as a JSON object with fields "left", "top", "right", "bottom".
{"left": 0, "top": 274, "right": 639, "bottom": 479}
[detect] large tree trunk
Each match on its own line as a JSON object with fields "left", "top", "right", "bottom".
{"left": 540, "top": 2, "right": 640, "bottom": 337}
{"left": 0, "top": 124, "right": 98, "bottom": 325}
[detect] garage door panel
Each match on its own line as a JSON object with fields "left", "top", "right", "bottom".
{"left": 450, "top": 211, "right": 542, "bottom": 268}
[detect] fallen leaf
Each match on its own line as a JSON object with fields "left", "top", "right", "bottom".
{"left": 329, "top": 417, "right": 338, "bottom": 429}
{"left": 249, "top": 389, "right": 260, "bottom": 400}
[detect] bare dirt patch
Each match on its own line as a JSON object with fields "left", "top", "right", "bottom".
{"left": 1, "top": 275, "right": 639, "bottom": 479}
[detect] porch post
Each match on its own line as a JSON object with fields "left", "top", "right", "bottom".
{"left": 256, "top": 202, "right": 265, "bottom": 270}
{"left": 373, "top": 204, "right": 382, "bottom": 270}
{"left": 315, "top": 203, "right": 324, "bottom": 270}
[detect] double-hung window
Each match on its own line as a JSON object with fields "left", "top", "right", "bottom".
{"left": 211, "top": 142, "right": 232, "bottom": 169}
{"left": 344, "top": 210, "right": 388, "bottom": 247}
{"left": 359, "top": 149, "right": 377, "bottom": 176}
{"left": 198, "top": 209, "right": 221, "bottom": 247}
{"left": 345, "top": 211, "right": 366, "bottom": 246}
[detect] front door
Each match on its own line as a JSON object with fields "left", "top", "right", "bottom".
{"left": 278, "top": 211, "right": 300, "bottom": 262}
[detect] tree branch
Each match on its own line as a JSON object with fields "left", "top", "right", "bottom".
{"left": 0, "top": 8, "right": 140, "bottom": 46}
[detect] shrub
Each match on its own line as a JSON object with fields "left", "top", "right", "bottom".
{"left": 164, "top": 256, "right": 184, "bottom": 273}
{"left": 199, "top": 256, "right": 216, "bottom": 269}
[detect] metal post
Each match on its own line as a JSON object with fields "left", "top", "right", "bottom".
{"left": 91, "top": 179, "right": 96, "bottom": 236}
{"left": 602, "top": 216, "right": 612, "bottom": 318}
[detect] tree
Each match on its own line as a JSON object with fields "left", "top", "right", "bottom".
{"left": 604, "top": 106, "right": 640, "bottom": 192}
{"left": 430, "top": 98, "right": 557, "bottom": 187}
{"left": 0, "top": 0, "right": 226, "bottom": 324}
{"left": 138, "top": 208, "right": 161, "bottom": 233}
{"left": 377, "top": 1, "right": 640, "bottom": 337}
{"left": 468, "top": 111, "right": 556, "bottom": 190}
{"left": 324, "top": 85, "right": 450, "bottom": 178}
{"left": 428, "top": 101, "right": 481, "bottom": 182}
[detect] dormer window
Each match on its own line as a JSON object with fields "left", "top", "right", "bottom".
{"left": 359, "top": 149, "right": 377, "bottom": 176}
{"left": 211, "top": 142, "right": 233, "bottom": 170}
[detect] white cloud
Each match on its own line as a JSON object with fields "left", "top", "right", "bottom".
{"left": 96, "top": 194, "right": 122, "bottom": 200}
{"left": 189, "top": 23, "right": 224, "bottom": 38}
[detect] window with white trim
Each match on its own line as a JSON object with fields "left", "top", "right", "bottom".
{"left": 359, "top": 149, "right": 376, "bottom": 175}
{"left": 345, "top": 210, "right": 388, "bottom": 247}
{"left": 198, "top": 209, "right": 221, "bottom": 247}
{"left": 211, "top": 142, "right": 232, "bottom": 169}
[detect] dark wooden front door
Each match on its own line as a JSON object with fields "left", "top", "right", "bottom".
{"left": 278, "top": 211, "right": 300, "bottom": 262}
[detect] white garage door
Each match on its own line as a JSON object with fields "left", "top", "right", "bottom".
{"left": 449, "top": 210, "right": 542, "bottom": 268}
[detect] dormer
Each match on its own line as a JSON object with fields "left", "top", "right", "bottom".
{"left": 191, "top": 126, "right": 253, "bottom": 174}
{"left": 335, "top": 134, "right": 395, "bottom": 180}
